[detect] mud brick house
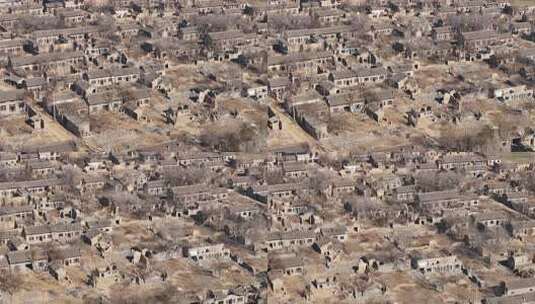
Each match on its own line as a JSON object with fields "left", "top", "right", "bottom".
{"left": 51, "top": 246, "right": 82, "bottom": 267}
{"left": 283, "top": 26, "right": 357, "bottom": 52}
{"left": 177, "top": 151, "right": 223, "bottom": 167}
{"left": 432, "top": 26, "right": 456, "bottom": 41}
{"left": 7, "top": 249, "right": 48, "bottom": 272}
{"left": 0, "top": 205, "right": 33, "bottom": 224}
{"left": 503, "top": 278, "right": 535, "bottom": 296}
{"left": 86, "top": 220, "right": 113, "bottom": 233}
{"left": 0, "top": 89, "right": 25, "bottom": 116}
{"left": 438, "top": 153, "right": 486, "bottom": 170}
{"left": 249, "top": 183, "right": 307, "bottom": 203}
{"left": 273, "top": 145, "right": 316, "bottom": 163}
{"left": 258, "top": 1, "right": 299, "bottom": 17}
{"left": 460, "top": 30, "right": 513, "bottom": 50}
{"left": 24, "top": 222, "right": 83, "bottom": 244}
{"left": 493, "top": 84, "right": 534, "bottom": 103}
{"left": 183, "top": 243, "right": 230, "bottom": 263}
{"left": 172, "top": 184, "right": 229, "bottom": 203}
{"left": 510, "top": 220, "right": 535, "bottom": 239}
{"left": 58, "top": 9, "right": 90, "bottom": 26}
{"left": 32, "top": 194, "right": 66, "bottom": 210}
{"left": 417, "top": 190, "right": 479, "bottom": 212}
{"left": 282, "top": 162, "right": 309, "bottom": 178}
{"left": 267, "top": 51, "right": 333, "bottom": 74}
{"left": 506, "top": 253, "right": 535, "bottom": 272}
{"left": 268, "top": 77, "right": 290, "bottom": 100}
{"left": 27, "top": 159, "right": 61, "bottom": 177}
{"left": 31, "top": 29, "right": 68, "bottom": 53}
{"left": 0, "top": 38, "right": 26, "bottom": 59}
{"left": 486, "top": 292, "right": 535, "bottom": 304}
{"left": 471, "top": 212, "right": 509, "bottom": 229}
{"left": 0, "top": 14, "right": 20, "bottom": 31}
{"left": 326, "top": 93, "right": 365, "bottom": 113}
{"left": 329, "top": 178, "right": 356, "bottom": 196}
{"left": 329, "top": 69, "right": 360, "bottom": 88}
{"left": 264, "top": 230, "right": 317, "bottom": 251}
{"left": 313, "top": 8, "right": 345, "bottom": 24}
{"left": 178, "top": 26, "right": 199, "bottom": 41}
{"left": 117, "top": 22, "right": 140, "bottom": 38}
{"left": 207, "top": 30, "right": 257, "bottom": 52}
{"left": 354, "top": 67, "right": 388, "bottom": 86}
{"left": 8, "top": 51, "right": 85, "bottom": 74}
{"left": 0, "top": 178, "right": 64, "bottom": 198}
{"left": 320, "top": 226, "right": 347, "bottom": 242}
{"left": 85, "top": 92, "right": 123, "bottom": 113}
{"left": 83, "top": 67, "right": 140, "bottom": 94}
{"left": 411, "top": 252, "right": 463, "bottom": 274}
{"left": 80, "top": 175, "right": 107, "bottom": 192}
{"left": 269, "top": 253, "right": 304, "bottom": 276}
{"left": 0, "top": 152, "right": 17, "bottom": 167}
{"left": 510, "top": 21, "right": 532, "bottom": 35}
{"left": 269, "top": 198, "right": 309, "bottom": 216}
{"left": 194, "top": 0, "right": 223, "bottom": 14}
{"left": 204, "top": 289, "right": 248, "bottom": 304}
{"left": 142, "top": 38, "right": 200, "bottom": 61}
{"left": 143, "top": 179, "right": 167, "bottom": 196}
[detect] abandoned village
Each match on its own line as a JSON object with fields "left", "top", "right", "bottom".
{"left": 3, "top": 0, "right": 535, "bottom": 303}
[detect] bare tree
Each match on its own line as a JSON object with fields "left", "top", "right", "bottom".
{"left": 0, "top": 270, "right": 22, "bottom": 298}
{"left": 162, "top": 167, "right": 206, "bottom": 186}
{"left": 437, "top": 124, "right": 497, "bottom": 153}
{"left": 416, "top": 171, "right": 464, "bottom": 192}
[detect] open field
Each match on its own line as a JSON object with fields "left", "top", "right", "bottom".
{"left": 513, "top": 0, "right": 535, "bottom": 7}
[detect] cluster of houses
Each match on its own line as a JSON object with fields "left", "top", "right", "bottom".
{"left": 1, "top": 0, "right": 535, "bottom": 302}
{"left": 1, "top": 133, "right": 535, "bottom": 302}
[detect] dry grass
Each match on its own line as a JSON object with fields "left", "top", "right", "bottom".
{"left": 266, "top": 102, "right": 319, "bottom": 150}
{"left": 0, "top": 114, "right": 76, "bottom": 150}
{"left": 85, "top": 111, "right": 169, "bottom": 152}
{"left": 512, "top": 0, "right": 535, "bottom": 7}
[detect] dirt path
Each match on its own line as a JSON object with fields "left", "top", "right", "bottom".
{"left": 30, "top": 104, "right": 77, "bottom": 143}
{"left": 267, "top": 102, "right": 330, "bottom": 152}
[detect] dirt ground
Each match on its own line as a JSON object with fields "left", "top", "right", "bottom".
{"left": 267, "top": 100, "right": 322, "bottom": 151}
{"left": 0, "top": 112, "right": 76, "bottom": 150}
{"left": 512, "top": 0, "right": 535, "bottom": 7}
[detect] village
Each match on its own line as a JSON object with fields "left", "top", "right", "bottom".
{"left": 2, "top": 0, "right": 535, "bottom": 303}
